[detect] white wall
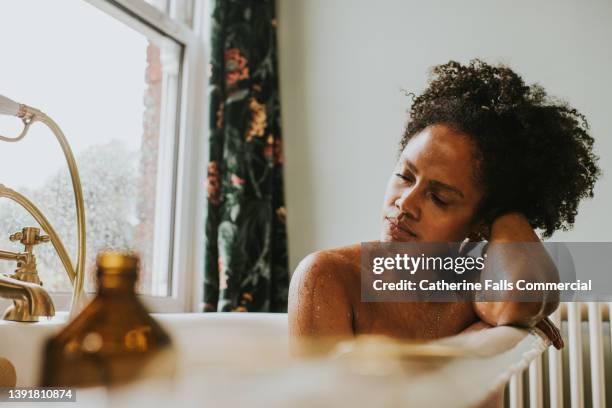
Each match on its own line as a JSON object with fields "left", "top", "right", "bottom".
{"left": 277, "top": 0, "right": 612, "bottom": 272}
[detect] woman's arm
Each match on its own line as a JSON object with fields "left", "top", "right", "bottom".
{"left": 288, "top": 252, "right": 354, "bottom": 355}
{"left": 473, "top": 213, "right": 560, "bottom": 327}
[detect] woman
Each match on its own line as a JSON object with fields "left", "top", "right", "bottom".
{"left": 288, "top": 60, "right": 600, "bottom": 352}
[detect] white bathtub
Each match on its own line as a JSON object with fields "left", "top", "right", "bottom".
{"left": 0, "top": 312, "right": 289, "bottom": 387}
{"left": 0, "top": 312, "right": 548, "bottom": 407}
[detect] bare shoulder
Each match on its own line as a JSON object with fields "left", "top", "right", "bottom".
{"left": 288, "top": 244, "right": 361, "bottom": 339}
{"left": 295, "top": 244, "right": 361, "bottom": 275}
{"left": 290, "top": 244, "right": 362, "bottom": 296}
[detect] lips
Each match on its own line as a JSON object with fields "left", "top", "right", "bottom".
{"left": 384, "top": 217, "right": 419, "bottom": 241}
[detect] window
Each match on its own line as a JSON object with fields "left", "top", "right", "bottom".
{"left": 0, "top": 0, "right": 206, "bottom": 312}
{"left": 145, "top": 0, "right": 195, "bottom": 27}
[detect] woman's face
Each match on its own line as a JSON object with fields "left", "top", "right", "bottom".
{"left": 381, "top": 124, "right": 485, "bottom": 243}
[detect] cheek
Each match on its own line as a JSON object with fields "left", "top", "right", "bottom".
{"left": 421, "top": 208, "right": 474, "bottom": 240}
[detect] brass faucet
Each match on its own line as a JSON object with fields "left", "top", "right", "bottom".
{"left": 0, "top": 227, "right": 55, "bottom": 321}
{"left": 0, "top": 95, "right": 87, "bottom": 321}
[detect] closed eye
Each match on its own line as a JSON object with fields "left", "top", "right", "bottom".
{"left": 395, "top": 173, "right": 450, "bottom": 207}
{"left": 430, "top": 194, "right": 448, "bottom": 207}
{"left": 395, "top": 173, "right": 414, "bottom": 183}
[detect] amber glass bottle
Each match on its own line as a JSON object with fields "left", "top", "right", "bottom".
{"left": 41, "top": 252, "right": 175, "bottom": 387}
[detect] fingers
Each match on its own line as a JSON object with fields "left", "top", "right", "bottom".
{"left": 545, "top": 317, "right": 564, "bottom": 349}
{"left": 536, "top": 317, "right": 564, "bottom": 350}
{"left": 541, "top": 318, "right": 561, "bottom": 348}
{"left": 459, "top": 240, "right": 479, "bottom": 257}
{"left": 535, "top": 319, "right": 554, "bottom": 347}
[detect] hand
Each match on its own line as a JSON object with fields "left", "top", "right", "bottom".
{"left": 458, "top": 227, "right": 490, "bottom": 257}
{"left": 535, "top": 317, "right": 564, "bottom": 349}
{"left": 458, "top": 210, "right": 501, "bottom": 256}
{"left": 467, "top": 209, "right": 518, "bottom": 243}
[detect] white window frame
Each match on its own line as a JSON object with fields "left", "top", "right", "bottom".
{"left": 41, "top": 0, "right": 209, "bottom": 313}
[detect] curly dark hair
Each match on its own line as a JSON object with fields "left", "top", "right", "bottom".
{"left": 400, "top": 59, "right": 601, "bottom": 237}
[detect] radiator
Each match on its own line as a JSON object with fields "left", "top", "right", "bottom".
{"left": 506, "top": 303, "right": 612, "bottom": 408}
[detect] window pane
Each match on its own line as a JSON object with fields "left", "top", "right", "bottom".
{"left": 144, "top": 0, "right": 195, "bottom": 27}
{"left": 170, "top": 0, "right": 195, "bottom": 27}
{"left": 0, "top": 0, "right": 182, "bottom": 297}
{"left": 144, "top": 0, "right": 170, "bottom": 14}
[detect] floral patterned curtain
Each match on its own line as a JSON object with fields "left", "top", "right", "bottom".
{"left": 204, "top": 0, "right": 288, "bottom": 312}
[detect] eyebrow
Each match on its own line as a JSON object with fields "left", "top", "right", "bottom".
{"left": 402, "top": 159, "right": 465, "bottom": 199}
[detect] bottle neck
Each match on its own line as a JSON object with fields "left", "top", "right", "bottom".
{"left": 97, "top": 274, "right": 137, "bottom": 294}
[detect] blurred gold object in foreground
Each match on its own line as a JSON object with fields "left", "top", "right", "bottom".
{"left": 41, "top": 252, "right": 176, "bottom": 388}
{"left": 0, "top": 357, "right": 17, "bottom": 387}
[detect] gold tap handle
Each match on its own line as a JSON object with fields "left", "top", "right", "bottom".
{"left": 9, "top": 227, "right": 50, "bottom": 259}
{"left": 10, "top": 227, "right": 50, "bottom": 247}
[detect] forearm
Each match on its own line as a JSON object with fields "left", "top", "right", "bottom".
{"left": 474, "top": 213, "right": 560, "bottom": 327}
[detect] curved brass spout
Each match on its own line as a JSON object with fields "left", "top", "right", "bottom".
{"left": 0, "top": 103, "right": 86, "bottom": 315}
{"left": 0, "top": 274, "right": 54, "bottom": 320}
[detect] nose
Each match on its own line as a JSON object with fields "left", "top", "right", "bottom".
{"left": 395, "top": 186, "right": 421, "bottom": 221}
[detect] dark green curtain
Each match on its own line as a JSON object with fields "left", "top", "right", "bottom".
{"left": 204, "top": 0, "right": 288, "bottom": 312}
